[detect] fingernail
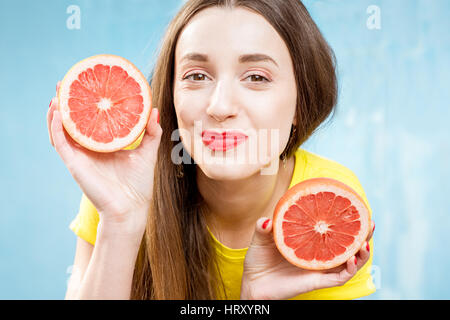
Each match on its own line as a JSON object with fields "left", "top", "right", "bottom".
{"left": 262, "top": 218, "right": 270, "bottom": 230}
{"left": 373, "top": 222, "right": 375, "bottom": 233}
{"left": 156, "top": 109, "right": 160, "bottom": 124}
{"left": 366, "top": 242, "right": 370, "bottom": 252}
{"left": 354, "top": 257, "right": 357, "bottom": 265}
{"left": 49, "top": 99, "right": 53, "bottom": 108}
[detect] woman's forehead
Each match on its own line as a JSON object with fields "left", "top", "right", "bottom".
{"left": 175, "top": 7, "right": 288, "bottom": 66}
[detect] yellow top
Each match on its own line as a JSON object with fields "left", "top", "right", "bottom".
{"left": 69, "top": 147, "right": 375, "bottom": 300}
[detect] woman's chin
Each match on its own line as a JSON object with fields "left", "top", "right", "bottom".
{"left": 198, "top": 162, "right": 260, "bottom": 181}
{"left": 197, "top": 157, "right": 280, "bottom": 180}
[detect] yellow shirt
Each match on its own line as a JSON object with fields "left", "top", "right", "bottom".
{"left": 69, "top": 147, "right": 376, "bottom": 300}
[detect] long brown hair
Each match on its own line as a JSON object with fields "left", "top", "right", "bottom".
{"left": 131, "top": 0, "right": 338, "bottom": 299}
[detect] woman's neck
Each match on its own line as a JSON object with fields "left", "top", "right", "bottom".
{"left": 198, "top": 156, "right": 295, "bottom": 249}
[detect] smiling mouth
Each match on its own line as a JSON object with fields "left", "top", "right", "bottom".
{"left": 201, "top": 130, "right": 248, "bottom": 151}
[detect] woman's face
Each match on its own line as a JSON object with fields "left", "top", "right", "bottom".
{"left": 173, "top": 7, "right": 297, "bottom": 180}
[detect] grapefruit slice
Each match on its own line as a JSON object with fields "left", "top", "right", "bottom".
{"left": 58, "top": 54, "right": 152, "bottom": 153}
{"left": 273, "top": 178, "right": 370, "bottom": 270}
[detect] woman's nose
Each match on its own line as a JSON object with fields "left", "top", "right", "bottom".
{"left": 206, "top": 80, "right": 238, "bottom": 122}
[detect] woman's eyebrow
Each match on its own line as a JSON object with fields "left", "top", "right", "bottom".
{"left": 240, "top": 53, "right": 279, "bottom": 68}
{"left": 180, "top": 52, "right": 279, "bottom": 68}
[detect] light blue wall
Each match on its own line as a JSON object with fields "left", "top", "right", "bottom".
{"left": 0, "top": 0, "right": 448, "bottom": 299}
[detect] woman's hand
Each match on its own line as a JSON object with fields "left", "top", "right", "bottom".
{"left": 240, "top": 217, "right": 375, "bottom": 300}
{"left": 47, "top": 82, "right": 162, "bottom": 235}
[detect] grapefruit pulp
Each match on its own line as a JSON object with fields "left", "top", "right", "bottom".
{"left": 58, "top": 54, "right": 152, "bottom": 152}
{"left": 273, "top": 178, "right": 370, "bottom": 270}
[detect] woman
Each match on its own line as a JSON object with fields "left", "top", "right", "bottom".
{"left": 47, "top": 0, "right": 375, "bottom": 300}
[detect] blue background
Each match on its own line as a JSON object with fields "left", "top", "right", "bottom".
{"left": 0, "top": 0, "right": 448, "bottom": 299}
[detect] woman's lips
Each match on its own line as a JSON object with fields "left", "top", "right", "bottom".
{"left": 201, "top": 130, "right": 248, "bottom": 151}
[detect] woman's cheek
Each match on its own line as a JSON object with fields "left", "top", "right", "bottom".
{"left": 249, "top": 104, "right": 293, "bottom": 157}
{"left": 178, "top": 106, "right": 197, "bottom": 126}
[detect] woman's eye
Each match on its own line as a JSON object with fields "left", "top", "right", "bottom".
{"left": 245, "top": 74, "right": 270, "bottom": 83}
{"left": 184, "top": 73, "right": 208, "bottom": 81}
{"left": 183, "top": 73, "right": 270, "bottom": 83}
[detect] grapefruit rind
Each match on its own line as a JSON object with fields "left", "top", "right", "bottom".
{"left": 58, "top": 54, "right": 152, "bottom": 153}
{"left": 273, "top": 177, "right": 370, "bottom": 271}
{"left": 123, "top": 130, "right": 145, "bottom": 150}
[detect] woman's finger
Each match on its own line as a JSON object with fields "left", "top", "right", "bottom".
{"left": 366, "top": 220, "right": 375, "bottom": 241}
{"left": 319, "top": 256, "right": 358, "bottom": 288}
{"left": 356, "top": 241, "right": 371, "bottom": 269}
{"left": 340, "top": 256, "right": 358, "bottom": 282}
{"left": 247, "top": 217, "right": 273, "bottom": 248}
{"left": 48, "top": 81, "right": 62, "bottom": 147}
{"left": 136, "top": 108, "right": 162, "bottom": 158}
{"left": 51, "top": 107, "right": 77, "bottom": 167}
{"left": 47, "top": 98, "right": 56, "bottom": 147}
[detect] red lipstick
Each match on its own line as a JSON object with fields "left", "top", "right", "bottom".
{"left": 201, "top": 130, "right": 248, "bottom": 151}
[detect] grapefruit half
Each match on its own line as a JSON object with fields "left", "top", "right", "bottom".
{"left": 58, "top": 54, "right": 152, "bottom": 153}
{"left": 273, "top": 178, "right": 370, "bottom": 270}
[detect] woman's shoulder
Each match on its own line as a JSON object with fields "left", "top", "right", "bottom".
{"left": 295, "top": 148, "right": 357, "bottom": 178}
{"left": 294, "top": 148, "right": 371, "bottom": 212}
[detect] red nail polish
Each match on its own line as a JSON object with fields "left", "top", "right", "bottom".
{"left": 156, "top": 109, "right": 160, "bottom": 124}
{"left": 366, "top": 242, "right": 370, "bottom": 252}
{"left": 354, "top": 257, "right": 357, "bottom": 265}
{"left": 372, "top": 222, "right": 375, "bottom": 233}
{"left": 49, "top": 99, "right": 53, "bottom": 108}
{"left": 262, "top": 218, "right": 270, "bottom": 229}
